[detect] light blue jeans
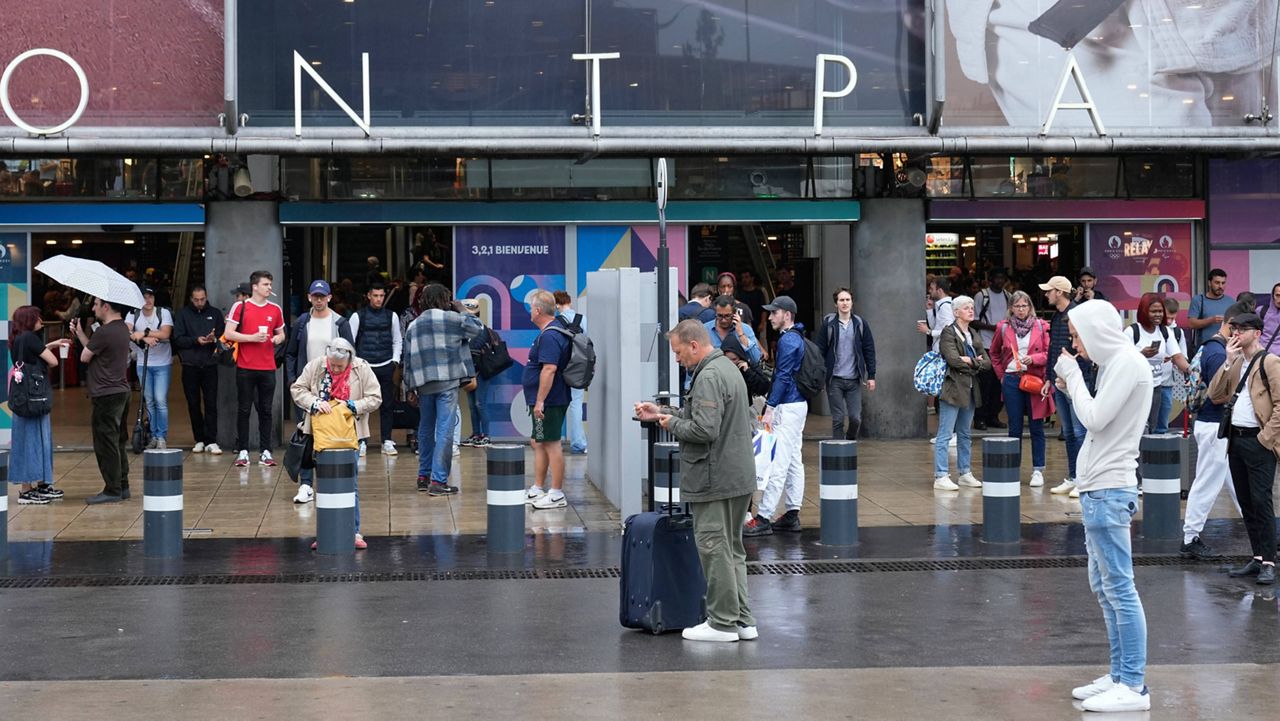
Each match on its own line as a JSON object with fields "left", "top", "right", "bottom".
{"left": 467, "top": 377, "right": 490, "bottom": 437}
{"left": 934, "top": 400, "right": 974, "bottom": 478}
{"left": 1148, "top": 386, "right": 1173, "bottom": 434}
{"left": 566, "top": 387, "right": 587, "bottom": 452}
{"left": 1055, "top": 388, "right": 1088, "bottom": 480}
{"left": 419, "top": 389, "right": 458, "bottom": 483}
{"left": 1081, "top": 488, "right": 1146, "bottom": 689}
{"left": 143, "top": 364, "right": 171, "bottom": 440}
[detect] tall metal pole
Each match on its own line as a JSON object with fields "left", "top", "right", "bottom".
{"left": 656, "top": 158, "right": 670, "bottom": 393}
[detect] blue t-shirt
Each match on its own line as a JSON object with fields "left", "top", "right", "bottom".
{"left": 1194, "top": 336, "right": 1228, "bottom": 424}
{"left": 1188, "top": 293, "right": 1233, "bottom": 348}
{"left": 522, "top": 319, "right": 572, "bottom": 407}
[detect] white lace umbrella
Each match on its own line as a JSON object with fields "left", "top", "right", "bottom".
{"left": 34, "top": 255, "right": 144, "bottom": 309}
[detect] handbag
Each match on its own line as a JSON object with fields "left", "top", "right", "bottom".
{"left": 311, "top": 402, "right": 359, "bottom": 451}
{"left": 474, "top": 328, "right": 514, "bottom": 380}
{"left": 1010, "top": 322, "right": 1045, "bottom": 395}
{"left": 284, "top": 427, "right": 314, "bottom": 483}
{"left": 7, "top": 361, "right": 52, "bottom": 418}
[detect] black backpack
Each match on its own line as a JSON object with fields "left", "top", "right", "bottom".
{"left": 789, "top": 328, "right": 827, "bottom": 402}
{"left": 473, "top": 327, "right": 514, "bottom": 380}
{"left": 8, "top": 361, "right": 52, "bottom": 418}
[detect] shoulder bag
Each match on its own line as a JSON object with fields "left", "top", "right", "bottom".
{"left": 1218, "top": 352, "right": 1265, "bottom": 439}
{"left": 1012, "top": 321, "right": 1045, "bottom": 395}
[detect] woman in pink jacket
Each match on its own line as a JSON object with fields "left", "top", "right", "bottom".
{"left": 989, "top": 290, "right": 1054, "bottom": 487}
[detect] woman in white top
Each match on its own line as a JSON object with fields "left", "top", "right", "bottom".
{"left": 1130, "top": 292, "right": 1189, "bottom": 435}
{"left": 125, "top": 287, "right": 174, "bottom": 449}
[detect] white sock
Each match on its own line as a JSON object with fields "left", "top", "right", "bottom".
{"left": 548, "top": 489, "right": 565, "bottom": 500}
{"left": 528, "top": 485, "right": 543, "bottom": 494}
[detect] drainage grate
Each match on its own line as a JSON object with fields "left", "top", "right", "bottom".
{"left": 0, "top": 554, "right": 1217, "bottom": 590}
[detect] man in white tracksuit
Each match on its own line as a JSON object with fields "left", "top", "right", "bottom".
{"left": 1054, "top": 299, "right": 1153, "bottom": 713}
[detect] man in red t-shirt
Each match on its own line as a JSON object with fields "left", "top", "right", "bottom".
{"left": 223, "top": 270, "right": 287, "bottom": 467}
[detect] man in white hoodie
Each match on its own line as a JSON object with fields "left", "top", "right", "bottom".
{"left": 1053, "top": 299, "right": 1153, "bottom": 713}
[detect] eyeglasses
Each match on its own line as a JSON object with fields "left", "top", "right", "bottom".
{"left": 715, "top": 313, "right": 735, "bottom": 320}
{"left": 1012, "top": 304, "right": 1031, "bottom": 309}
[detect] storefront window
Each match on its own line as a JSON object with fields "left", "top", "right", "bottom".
{"left": 0, "top": 158, "right": 203, "bottom": 200}
{"left": 927, "top": 156, "right": 1195, "bottom": 200}
{"left": 670, "top": 156, "right": 850, "bottom": 199}
{"left": 238, "top": 0, "right": 924, "bottom": 128}
{"left": 280, "top": 157, "right": 475, "bottom": 201}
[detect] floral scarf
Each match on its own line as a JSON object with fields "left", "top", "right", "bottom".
{"left": 1009, "top": 314, "right": 1037, "bottom": 339}
{"left": 322, "top": 360, "right": 353, "bottom": 402}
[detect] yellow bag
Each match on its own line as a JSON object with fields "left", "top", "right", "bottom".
{"left": 311, "top": 402, "right": 359, "bottom": 451}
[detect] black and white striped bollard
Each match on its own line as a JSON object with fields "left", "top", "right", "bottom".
{"left": 0, "top": 451, "right": 8, "bottom": 561}
{"left": 1140, "top": 434, "right": 1181, "bottom": 540}
{"left": 653, "top": 442, "right": 680, "bottom": 511}
{"left": 819, "top": 440, "right": 858, "bottom": 546}
{"left": 486, "top": 444, "right": 526, "bottom": 554}
{"left": 982, "top": 437, "right": 1021, "bottom": 543}
{"left": 143, "top": 449, "right": 184, "bottom": 557}
{"left": 315, "top": 449, "right": 358, "bottom": 554}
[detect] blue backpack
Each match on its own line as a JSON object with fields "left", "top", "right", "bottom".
{"left": 913, "top": 351, "right": 947, "bottom": 396}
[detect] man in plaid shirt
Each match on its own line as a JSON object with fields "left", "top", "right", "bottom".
{"left": 403, "top": 283, "right": 483, "bottom": 494}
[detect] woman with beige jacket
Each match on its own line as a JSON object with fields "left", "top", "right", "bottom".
{"left": 290, "top": 338, "right": 382, "bottom": 549}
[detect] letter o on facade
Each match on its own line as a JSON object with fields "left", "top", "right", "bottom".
{"left": 1, "top": 49, "right": 90, "bottom": 135}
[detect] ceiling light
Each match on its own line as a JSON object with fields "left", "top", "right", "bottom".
{"left": 766, "top": 235, "right": 778, "bottom": 241}
{"left": 123, "top": 239, "right": 135, "bottom": 245}
{"left": 71, "top": 238, "right": 82, "bottom": 245}
{"left": 45, "top": 239, "right": 56, "bottom": 245}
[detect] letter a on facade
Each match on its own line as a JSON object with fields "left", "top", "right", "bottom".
{"left": 1040, "top": 53, "right": 1106, "bottom": 137}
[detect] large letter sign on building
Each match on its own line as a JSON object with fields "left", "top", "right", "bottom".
{"left": 813, "top": 54, "right": 857, "bottom": 137}
{"left": 1040, "top": 53, "right": 1107, "bottom": 138}
{"left": 293, "top": 51, "right": 371, "bottom": 137}
{"left": 1, "top": 48, "right": 90, "bottom": 135}
{"left": 571, "top": 52, "right": 621, "bottom": 138}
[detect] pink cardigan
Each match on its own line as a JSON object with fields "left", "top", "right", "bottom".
{"left": 989, "top": 318, "right": 1055, "bottom": 420}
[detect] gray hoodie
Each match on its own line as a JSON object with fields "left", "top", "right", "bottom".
{"left": 1054, "top": 300, "right": 1153, "bottom": 492}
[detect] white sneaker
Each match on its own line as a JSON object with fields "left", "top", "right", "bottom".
{"left": 453, "top": 445, "right": 461, "bottom": 457}
{"left": 532, "top": 492, "right": 567, "bottom": 510}
{"left": 358, "top": 440, "right": 367, "bottom": 458}
{"left": 1050, "top": 479, "right": 1076, "bottom": 495}
{"left": 681, "top": 621, "right": 738, "bottom": 643}
{"left": 155, "top": 439, "right": 167, "bottom": 450}
{"left": 1069, "top": 486, "right": 1080, "bottom": 499}
{"left": 933, "top": 475, "right": 959, "bottom": 491}
{"left": 206, "top": 443, "right": 223, "bottom": 455}
{"left": 957, "top": 472, "right": 982, "bottom": 488}
{"left": 1072, "top": 674, "right": 1116, "bottom": 701}
{"left": 1080, "top": 684, "right": 1150, "bottom": 712}
{"left": 1029, "top": 470, "right": 1045, "bottom": 487}
{"left": 234, "top": 450, "right": 250, "bottom": 467}
{"left": 192, "top": 442, "right": 205, "bottom": 453}
{"left": 293, "top": 484, "right": 314, "bottom": 504}
{"left": 929, "top": 437, "right": 957, "bottom": 446}
{"left": 525, "top": 486, "right": 545, "bottom": 503}
{"left": 736, "top": 625, "right": 759, "bottom": 641}
{"left": 259, "top": 450, "right": 276, "bottom": 466}
{"left": 382, "top": 440, "right": 398, "bottom": 456}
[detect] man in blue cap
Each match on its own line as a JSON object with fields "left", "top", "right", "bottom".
{"left": 285, "top": 279, "right": 354, "bottom": 501}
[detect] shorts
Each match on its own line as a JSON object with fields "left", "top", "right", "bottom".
{"left": 529, "top": 405, "right": 568, "bottom": 442}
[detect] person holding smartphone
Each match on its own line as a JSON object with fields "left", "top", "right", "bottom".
{"left": 703, "top": 295, "right": 763, "bottom": 366}
{"left": 1129, "top": 292, "right": 1189, "bottom": 434}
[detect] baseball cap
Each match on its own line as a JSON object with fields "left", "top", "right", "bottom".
{"left": 139, "top": 286, "right": 156, "bottom": 296}
{"left": 762, "top": 295, "right": 798, "bottom": 315}
{"left": 1038, "top": 276, "right": 1072, "bottom": 294}
{"left": 230, "top": 282, "right": 251, "bottom": 297}
{"left": 1229, "top": 312, "right": 1264, "bottom": 331}
{"left": 308, "top": 279, "right": 332, "bottom": 296}
{"left": 1078, "top": 266, "right": 1097, "bottom": 279}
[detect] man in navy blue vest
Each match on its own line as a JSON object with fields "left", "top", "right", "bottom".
{"left": 349, "top": 282, "right": 403, "bottom": 456}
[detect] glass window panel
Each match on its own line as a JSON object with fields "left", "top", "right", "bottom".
{"left": 0, "top": 157, "right": 202, "bottom": 200}
{"left": 1123, "top": 156, "right": 1195, "bottom": 198}
{"left": 238, "top": 0, "right": 924, "bottom": 128}
{"left": 965, "top": 156, "right": 1119, "bottom": 198}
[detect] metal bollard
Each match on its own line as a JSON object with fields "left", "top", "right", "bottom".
{"left": 0, "top": 451, "right": 8, "bottom": 561}
{"left": 653, "top": 442, "right": 680, "bottom": 511}
{"left": 819, "top": 440, "right": 858, "bottom": 546}
{"left": 982, "top": 437, "right": 1021, "bottom": 543}
{"left": 143, "top": 449, "right": 184, "bottom": 557}
{"left": 315, "top": 449, "right": 358, "bottom": 554}
{"left": 486, "top": 444, "right": 526, "bottom": 554}
{"left": 1140, "top": 434, "right": 1181, "bottom": 540}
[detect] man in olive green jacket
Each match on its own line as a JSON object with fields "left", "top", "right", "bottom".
{"left": 636, "top": 319, "right": 757, "bottom": 643}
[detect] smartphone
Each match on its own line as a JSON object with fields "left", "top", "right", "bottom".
{"left": 735, "top": 308, "right": 744, "bottom": 318}
{"left": 1147, "top": 341, "right": 1161, "bottom": 351}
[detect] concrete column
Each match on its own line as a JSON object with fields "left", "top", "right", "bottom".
{"left": 204, "top": 201, "right": 285, "bottom": 451}
{"left": 852, "top": 199, "right": 927, "bottom": 439}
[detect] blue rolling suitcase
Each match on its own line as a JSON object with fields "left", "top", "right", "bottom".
{"left": 619, "top": 445, "right": 707, "bottom": 634}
